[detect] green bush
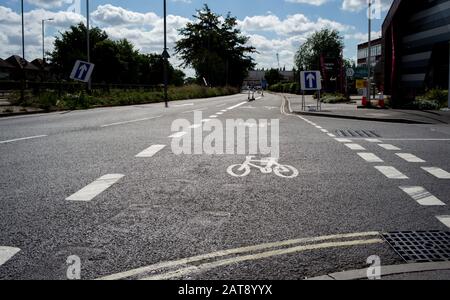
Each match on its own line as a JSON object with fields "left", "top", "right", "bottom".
{"left": 320, "top": 93, "right": 348, "bottom": 104}
{"left": 416, "top": 89, "right": 448, "bottom": 108}
{"left": 410, "top": 99, "right": 441, "bottom": 110}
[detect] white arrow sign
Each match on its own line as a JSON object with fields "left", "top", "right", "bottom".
{"left": 300, "top": 71, "right": 321, "bottom": 91}
{"left": 70, "top": 60, "right": 95, "bottom": 83}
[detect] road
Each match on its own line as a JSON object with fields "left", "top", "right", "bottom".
{"left": 0, "top": 92, "right": 449, "bottom": 280}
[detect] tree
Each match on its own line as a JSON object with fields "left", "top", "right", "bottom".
{"left": 265, "top": 69, "right": 283, "bottom": 86}
{"left": 175, "top": 4, "right": 256, "bottom": 87}
{"left": 294, "top": 28, "right": 344, "bottom": 71}
{"left": 49, "top": 23, "right": 185, "bottom": 85}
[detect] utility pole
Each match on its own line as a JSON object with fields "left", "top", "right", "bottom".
{"left": 163, "top": 0, "right": 169, "bottom": 108}
{"left": 42, "top": 18, "right": 53, "bottom": 63}
{"left": 367, "top": 0, "right": 372, "bottom": 106}
{"left": 86, "top": 0, "right": 91, "bottom": 91}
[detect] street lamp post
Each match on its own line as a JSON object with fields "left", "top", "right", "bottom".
{"left": 163, "top": 0, "right": 169, "bottom": 108}
{"left": 20, "top": 0, "right": 25, "bottom": 101}
{"left": 86, "top": 0, "right": 91, "bottom": 91}
{"left": 42, "top": 18, "right": 54, "bottom": 63}
{"left": 448, "top": 41, "right": 450, "bottom": 109}
{"left": 367, "top": 0, "right": 372, "bottom": 106}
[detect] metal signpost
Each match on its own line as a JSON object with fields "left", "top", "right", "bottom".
{"left": 300, "top": 71, "right": 322, "bottom": 111}
{"left": 70, "top": 60, "right": 95, "bottom": 83}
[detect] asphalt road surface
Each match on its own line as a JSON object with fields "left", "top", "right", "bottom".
{"left": 0, "top": 92, "right": 449, "bottom": 280}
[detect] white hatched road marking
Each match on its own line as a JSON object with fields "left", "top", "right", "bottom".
{"left": 0, "top": 135, "right": 47, "bottom": 144}
{"left": 357, "top": 153, "right": 384, "bottom": 163}
{"left": 378, "top": 144, "right": 401, "bottom": 151}
{"left": 136, "top": 145, "right": 166, "bottom": 158}
{"left": 345, "top": 144, "right": 366, "bottom": 151}
{"left": 436, "top": 216, "right": 450, "bottom": 229}
{"left": 396, "top": 153, "right": 426, "bottom": 163}
{"left": 421, "top": 167, "right": 450, "bottom": 179}
{"left": 400, "top": 186, "right": 445, "bottom": 206}
{"left": 0, "top": 247, "right": 20, "bottom": 267}
{"left": 375, "top": 166, "right": 409, "bottom": 179}
{"left": 66, "top": 174, "right": 125, "bottom": 202}
{"left": 169, "top": 132, "right": 187, "bottom": 138}
{"left": 335, "top": 138, "right": 352, "bottom": 143}
{"left": 101, "top": 116, "right": 161, "bottom": 128}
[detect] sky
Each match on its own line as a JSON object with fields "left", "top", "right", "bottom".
{"left": 0, "top": 0, "right": 393, "bottom": 76}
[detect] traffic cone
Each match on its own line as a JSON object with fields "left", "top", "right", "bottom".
{"left": 378, "top": 93, "right": 385, "bottom": 108}
{"left": 361, "top": 95, "right": 368, "bottom": 107}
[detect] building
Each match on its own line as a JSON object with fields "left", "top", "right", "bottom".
{"left": 243, "top": 69, "right": 295, "bottom": 88}
{"left": 357, "top": 38, "right": 382, "bottom": 68}
{"left": 382, "top": 0, "right": 450, "bottom": 104}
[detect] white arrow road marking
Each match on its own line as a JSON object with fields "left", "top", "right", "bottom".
{"left": 379, "top": 144, "right": 401, "bottom": 151}
{"left": 169, "top": 132, "right": 187, "bottom": 138}
{"left": 436, "top": 216, "right": 450, "bottom": 229}
{"left": 97, "top": 232, "right": 381, "bottom": 280}
{"left": 0, "top": 247, "right": 20, "bottom": 267}
{"left": 375, "top": 166, "right": 409, "bottom": 179}
{"left": 0, "top": 135, "right": 47, "bottom": 144}
{"left": 422, "top": 167, "right": 450, "bottom": 179}
{"left": 396, "top": 153, "right": 426, "bottom": 163}
{"left": 345, "top": 144, "right": 366, "bottom": 151}
{"left": 400, "top": 186, "right": 445, "bottom": 206}
{"left": 66, "top": 174, "right": 124, "bottom": 202}
{"left": 136, "top": 145, "right": 166, "bottom": 158}
{"left": 357, "top": 153, "right": 384, "bottom": 163}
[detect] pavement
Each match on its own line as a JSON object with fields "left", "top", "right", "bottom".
{"left": 0, "top": 92, "right": 449, "bottom": 280}
{"left": 285, "top": 93, "right": 450, "bottom": 125}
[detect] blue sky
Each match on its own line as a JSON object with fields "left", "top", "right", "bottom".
{"left": 0, "top": 0, "right": 393, "bottom": 75}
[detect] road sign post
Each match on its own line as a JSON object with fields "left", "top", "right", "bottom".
{"left": 300, "top": 71, "right": 322, "bottom": 111}
{"left": 70, "top": 60, "right": 95, "bottom": 83}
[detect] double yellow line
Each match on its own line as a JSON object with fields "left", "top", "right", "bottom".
{"left": 97, "top": 232, "right": 383, "bottom": 280}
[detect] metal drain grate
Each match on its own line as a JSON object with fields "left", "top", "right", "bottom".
{"left": 383, "top": 231, "right": 450, "bottom": 263}
{"left": 335, "top": 129, "right": 380, "bottom": 138}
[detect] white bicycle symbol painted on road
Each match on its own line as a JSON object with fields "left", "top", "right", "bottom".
{"left": 227, "top": 156, "right": 299, "bottom": 178}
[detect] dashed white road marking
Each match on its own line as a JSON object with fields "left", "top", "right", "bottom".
{"left": 400, "top": 186, "right": 445, "bottom": 206}
{"left": 335, "top": 138, "right": 352, "bottom": 143}
{"left": 327, "top": 133, "right": 336, "bottom": 137}
{"left": 366, "top": 139, "right": 382, "bottom": 143}
{"left": 169, "top": 132, "right": 187, "bottom": 138}
{"left": 209, "top": 115, "right": 218, "bottom": 118}
{"left": 101, "top": 116, "right": 161, "bottom": 128}
{"left": 357, "top": 153, "right": 384, "bottom": 163}
{"left": 315, "top": 126, "right": 323, "bottom": 129}
{"left": 321, "top": 129, "right": 329, "bottom": 133}
{"left": 0, "top": 135, "right": 47, "bottom": 144}
{"left": 216, "top": 112, "right": 224, "bottom": 115}
{"left": 136, "top": 145, "right": 166, "bottom": 158}
{"left": 345, "top": 144, "right": 366, "bottom": 151}
{"left": 378, "top": 144, "right": 401, "bottom": 151}
{"left": 375, "top": 166, "right": 409, "bottom": 179}
{"left": 220, "top": 110, "right": 227, "bottom": 112}
{"left": 174, "top": 103, "right": 194, "bottom": 107}
{"left": 0, "top": 247, "right": 20, "bottom": 267}
{"left": 188, "top": 124, "right": 202, "bottom": 129}
{"left": 436, "top": 216, "right": 450, "bottom": 229}
{"left": 226, "top": 102, "right": 247, "bottom": 110}
{"left": 202, "top": 119, "right": 212, "bottom": 123}
{"left": 66, "top": 174, "right": 124, "bottom": 202}
{"left": 396, "top": 153, "right": 426, "bottom": 163}
{"left": 421, "top": 167, "right": 450, "bottom": 179}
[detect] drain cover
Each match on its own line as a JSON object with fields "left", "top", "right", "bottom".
{"left": 383, "top": 231, "right": 450, "bottom": 263}
{"left": 335, "top": 129, "right": 380, "bottom": 138}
